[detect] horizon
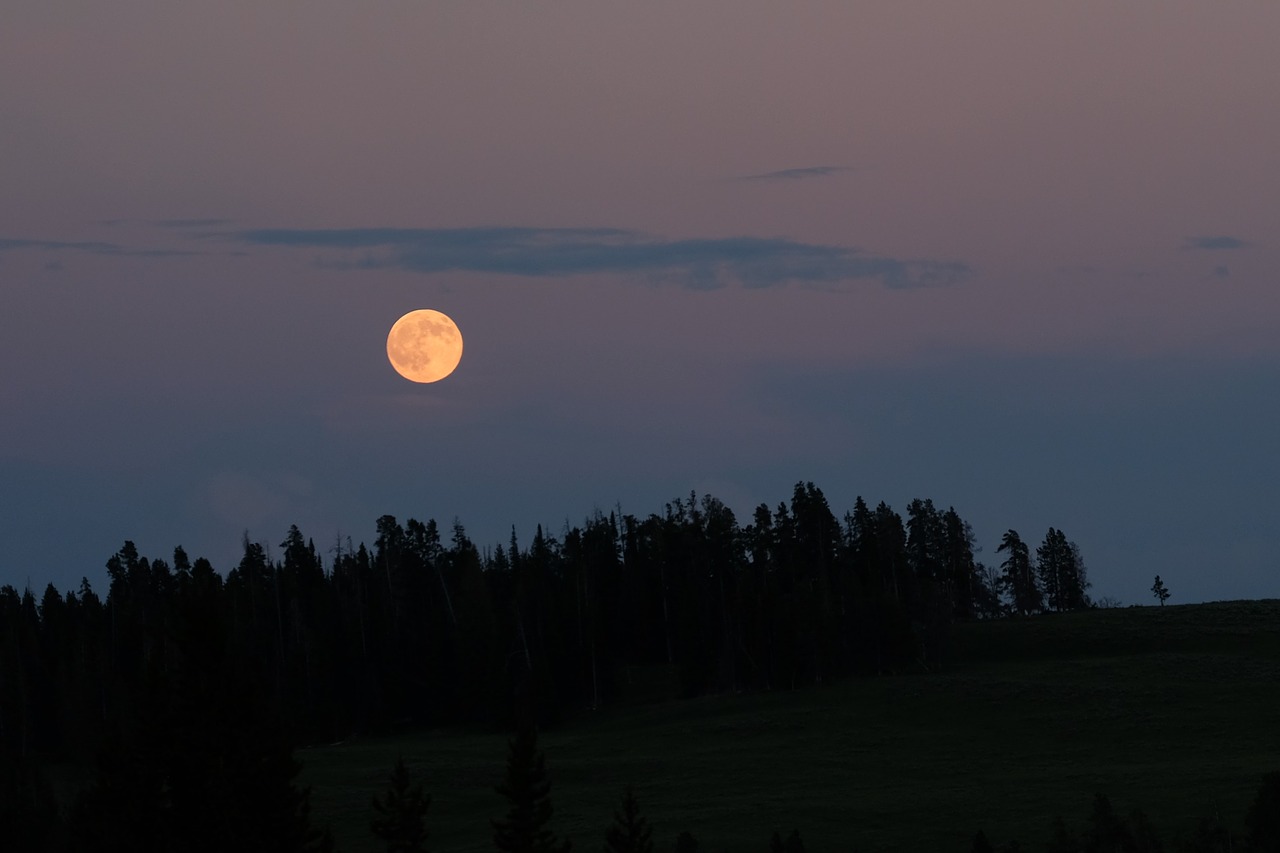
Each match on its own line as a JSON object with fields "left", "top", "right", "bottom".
{"left": 4, "top": 482, "right": 1242, "bottom": 613}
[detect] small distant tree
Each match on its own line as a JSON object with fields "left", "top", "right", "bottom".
{"left": 768, "top": 829, "right": 805, "bottom": 853}
{"left": 971, "top": 830, "right": 994, "bottom": 853}
{"left": 370, "top": 757, "right": 430, "bottom": 853}
{"left": 492, "top": 722, "right": 571, "bottom": 853}
{"left": 604, "top": 785, "right": 653, "bottom": 853}
{"left": 1151, "top": 576, "right": 1170, "bottom": 606}
{"left": 674, "top": 831, "right": 699, "bottom": 853}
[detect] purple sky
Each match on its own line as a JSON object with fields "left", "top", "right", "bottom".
{"left": 3, "top": 3, "right": 1278, "bottom": 605}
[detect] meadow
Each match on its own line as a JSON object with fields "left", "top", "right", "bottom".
{"left": 301, "top": 600, "right": 1280, "bottom": 853}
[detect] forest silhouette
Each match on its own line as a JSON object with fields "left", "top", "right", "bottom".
{"left": 0, "top": 482, "right": 1272, "bottom": 851}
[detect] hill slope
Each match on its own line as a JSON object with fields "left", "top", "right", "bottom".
{"left": 302, "top": 600, "right": 1280, "bottom": 853}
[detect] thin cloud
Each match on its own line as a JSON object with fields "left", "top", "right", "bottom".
{"left": 1, "top": 238, "right": 122, "bottom": 253}
{"left": 153, "top": 218, "right": 234, "bottom": 229}
{"left": 94, "top": 217, "right": 233, "bottom": 229}
{"left": 737, "top": 166, "right": 850, "bottom": 182}
{"left": 0, "top": 236, "right": 205, "bottom": 257}
{"left": 1184, "top": 235, "right": 1251, "bottom": 250}
{"left": 228, "top": 226, "right": 970, "bottom": 290}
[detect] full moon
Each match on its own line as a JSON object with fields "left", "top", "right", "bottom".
{"left": 386, "top": 309, "right": 464, "bottom": 383}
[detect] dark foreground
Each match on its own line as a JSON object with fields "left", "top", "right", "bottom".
{"left": 300, "top": 600, "right": 1280, "bottom": 852}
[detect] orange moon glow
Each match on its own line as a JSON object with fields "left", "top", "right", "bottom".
{"left": 386, "top": 309, "right": 464, "bottom": 383}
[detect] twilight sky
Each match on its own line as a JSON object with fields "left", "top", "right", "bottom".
{"left": 3, "top": 2, "right": 1278, "bottom": 605}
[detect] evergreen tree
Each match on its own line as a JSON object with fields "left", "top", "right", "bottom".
{"left": 371, "top": 756, "right": 431, "bottom": 853}
{"left": 1063, "top": 541, "right": 1091, "bottom": 611}
{"left": 1083, "top": 793, "right": 1134, "bottom": 853}
{"left": 768, "top": 829, "right": 805, "bottom": 853}
{"left": 941, "top": 508, "right": 980, "bottom": 618}
{"left": 604, "top": 784, "right": 653, "bottom": 853}
{"left": 997, "top": 530, "right": 1042, "bottom": 615}
{"left": 874, "top": 501, "right": 913, "bottom": 609}
{"left": 1151, "top": 576, "right": 1170, "bottom": 607}
{"left": 1029, "top": 525, "right": 1090, "bottom": 612}
{"left": 1036, "top": 529, "right": 1091, "bottom": 612}
{"left": 493, "top": 721, "right": 571, "bottom": 853}
{"left": 906, "top": 498, "right": 945, "bottom": 586}
{"left": 675, "top": 831, "right": 699, "bottom": 853}
{"left": 1036, "top": 528, "right": 1068, "bottom": 612}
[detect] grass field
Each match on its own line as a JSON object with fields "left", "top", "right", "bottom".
{"left": 300, "top": 600, "right": 1280, "bottom": 853}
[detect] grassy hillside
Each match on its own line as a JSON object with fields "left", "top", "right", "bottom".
{"left": 301, "top": 600, "right": 1280, "bottom": 853}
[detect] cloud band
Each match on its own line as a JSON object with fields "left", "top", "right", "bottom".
{"left": 228, "top": 226, "right": 969, "bottom": 290}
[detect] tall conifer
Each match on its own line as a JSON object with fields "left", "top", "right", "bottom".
{"left": 603, "top": 785, "right": 653, "bottom": 853}
{"left": 492, "top": 722, "right": 571, "bottom": 853}
{"left": 997, "top": 530, "right": 1042, "bottom": 615}
{"left": 370, "top": 757, "right": 430, "bottom": 853}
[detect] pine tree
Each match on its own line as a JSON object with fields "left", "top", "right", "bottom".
{"left": 1033, "top": 528, "right": 1089, "bottom": 613}
{"left": 1084, "top": 793, "right": 1134, "bottom": 853}
{"left": 941, "top": 508, "right": 979, "bottom": 618}
{"left": 492, "top": 721, "right": 571, "bottom": 853}
{"left": 370, "top": 757, "right": 431, "bottom": 853}
{"left": 905, "top": 498, "right": 945, "bottom": 586}
{"left": 1062, "top": 541, "right": 1091, "bottom": 611}
{"left": 603, "top": 785, "right": 653, "bottom": 853}
{"left": 1151, "top": 576, "right": 1170, "bottom": 606}
{"left": 997, "top": 530, "right": 1042, "bottom": 615}
{"left": 768, "top": 830, "right": 805, "bottom": 853}
{"left": 674, "top": 831, "right": 699, "bottom": 853}
{"left": 1036, "top": 528, "right": 1068, "bottom": 612}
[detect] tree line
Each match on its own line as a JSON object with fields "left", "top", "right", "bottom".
{"left": 1, "top": 483, "right": 1095, "bottom": 761}
{"left": 0, "top": 483, "right": 1105, "bottom": 849}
